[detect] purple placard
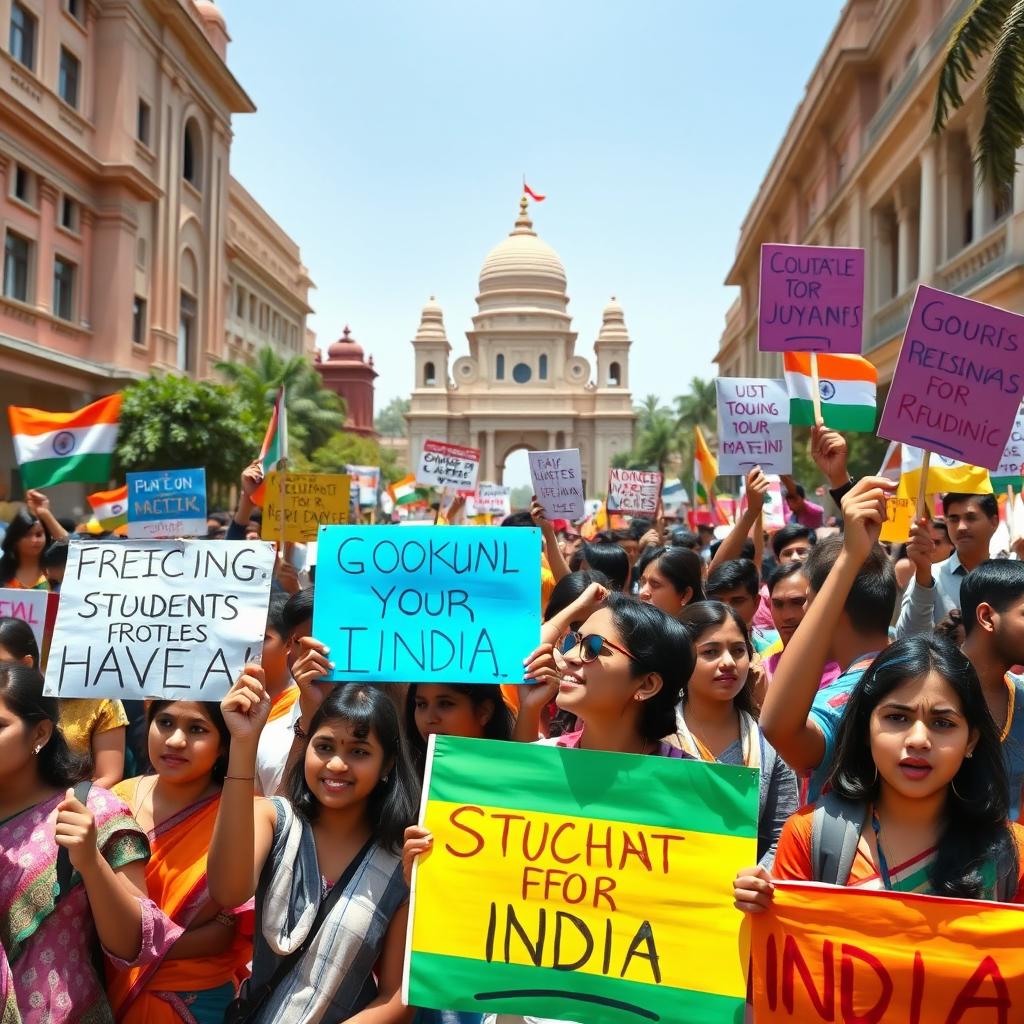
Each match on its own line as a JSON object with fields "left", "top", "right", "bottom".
{"left": 877, "top": 284, "right": 1024, "bottom": 470}
{"left": 758, "top": 243, "right": 865, "bottom": 353}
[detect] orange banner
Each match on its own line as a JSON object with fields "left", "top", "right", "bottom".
{"left": 751, "top": 881, "right": 1024, "bottom": 1023}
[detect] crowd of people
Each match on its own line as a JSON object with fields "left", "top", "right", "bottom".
{"left": 1, "top": 422, "right": 1024, "bottom": 1023}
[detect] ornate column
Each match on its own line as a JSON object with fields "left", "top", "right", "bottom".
{"left": 35, "top": 179, "right": 59, "bottom": 312}
{"left": 919, "top": 141, "right": 938, "bottom": 283}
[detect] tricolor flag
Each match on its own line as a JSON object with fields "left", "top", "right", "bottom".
{"left": 8, "top": 395, "right": 121, "bottom": 489}
{"left": 388, "top": 474, "right": 420, "bottom": 506}
{"left": 251, "top": 385, "right": 288, "bottom": 507}
{"left": 693, "top": 426, "right": 718, "bottom": 504}
{"left": 87, "top": 485, "right": 128, "bottom": 531}
{"left": 784, "top": 352, "right": 877, "bottom": 431}
{"left": 877, "top": 440, "right": 901, "bottom": 483}
{"left": 897, "top": 445, "right": 992, "bottom": 499}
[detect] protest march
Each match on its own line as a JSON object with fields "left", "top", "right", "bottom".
{"left": 9, "top": 2, "right": 1024, "bottom": 1022}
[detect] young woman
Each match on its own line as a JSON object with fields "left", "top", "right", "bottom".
{"left": 734, "top": 636, "right": 1024, "bottom": 911}
{"left": 208, "top": 669, "right": 417, "bottom": 1024}
{"left": 107, "top": 699, "right": 253, "bottom": 1022}
{"left": 568, "top": 542, "right": 629, "bottom": 593}
{"left": 0, "top": 618, "right": 39, "bottom": 667}
{"left": 405, "top": 683, "right": 513, "bottom": 775}
{"left": 0, "top": 492, "right": 66, "bottom": 590}
{"left": 676, "top": 602, "right": 798, "bottom": 867}
{"left": 637, "top": 545, "right": 706, "bottom": 615}
{"left": 0, "top": 663, "right": 180, "bottom": 1022}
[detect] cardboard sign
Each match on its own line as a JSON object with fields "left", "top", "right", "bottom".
{"left": 740, "top": 475, "right": 787, "bottom": 530}
{"left": 347, "top": 465, "right": 381, "bottom": 508}
{"left": 528, "top": 448, "right": 585, "bottom": 519}
{"left": 758, "top": 243, "right": 864, "bottom": 353}
{"left": 262, "top": 472, "right": 350, "bottom": 543}
{"left": 0, "top": 587, "right": 52, "bottom": 656}
{"left": 878, "top": 285, "right": 1024, "bottom": 469}
{"left": 405, "top": 735, "right": 758, "bottom": 1024}
{"left": 993, "top": 402, "right": 1024, "bottom": 488}
{"left": 43, "top": 540, "right": 274, "bottom": 699}
{"left": 417, "top": 440, "right": 480, "bottom": 493}
{"left": 126, "top": 468, "right": 207, "bottom": 539}
{"left": 880, "top": 495, "right": 915, "bottom": 543}
{"left": 752, "top": 881, "right": 1024, "bottom": 1023}
{"left": 607, "top": 468, "right": 662, "bottom": 516}
{"left": 312, "top": 526, "right": 540, "bottom": 684}
{"left": 470, "top": 483, "right": 511, "bottom": 517}
{"left": 716, "top": 378, "right": 793, "bottom": 476}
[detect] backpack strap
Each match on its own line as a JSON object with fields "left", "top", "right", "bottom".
{"left": 810, "top": 790, "right": 868, "bottom": 886}
{"left": 55, "top": 779, "right": 93, "bottom": 902}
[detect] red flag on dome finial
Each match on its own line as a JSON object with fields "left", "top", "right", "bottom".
{"left": 523, "top": 179, "right": 546, "bottom": 202}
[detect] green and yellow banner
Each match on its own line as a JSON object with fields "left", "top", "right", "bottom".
{"left": 403, "top": 735, "right": 758, "bottom": 1024}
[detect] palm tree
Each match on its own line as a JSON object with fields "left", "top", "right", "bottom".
{"left": 635, "top": 408, "right": 677, "bottom": 475}
{"left": 216, "top": 346, "right": 346, "bottom": 456}
{"left": 673, "top": 377, "right": 717, "bottom": 437}
{"left": 637, "top": 394, "right": 669, "bottom": 434}
{"left": 934, "top": 0, "right": 1024, "bottom": 189}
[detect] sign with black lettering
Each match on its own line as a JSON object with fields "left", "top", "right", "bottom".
{"left": 312, "top": 525, "right": 540, "bottom": 683}
{"left": 43, "top": 540, "right": 275, "bottom": 699}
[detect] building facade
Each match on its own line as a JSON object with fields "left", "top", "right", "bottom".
{"left": 406, "top": 197, "right": 635, "bottom": 491}
{"left": 0, "top": 0, "right": 313, "bottom": 502}
{"left": 315, "top": 325, "right": 377, "bottom": 437}
{"left": 717, "top": 0, "right": 1024, "bottom": 387}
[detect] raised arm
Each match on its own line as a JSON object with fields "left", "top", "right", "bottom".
{"left": 709, "top": 468, "right": 767, "bottom": 573}
{"left": 531, "top": 498, "right": 570, "bottom": 582}
{"left": 25, "top": 489, "right": 68, "bottom": 541}
{"left": 894, "top": 517, "right": 938, "bottom": 639}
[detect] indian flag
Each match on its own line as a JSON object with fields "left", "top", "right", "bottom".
{"left": 8, "top": 395, "right": 121, "bottom": 489}
{"left": 784, "top": 352, "right": 877, "bottom": 431}
{"left": 251, "top": 385, "right": 288, "bottom": 507}
{"left": 693, "top": 425, "right": 718, "bottom": 503}
{"left": 897, "top": 444, "right": 992, "bottom": 499}
{"left": 87, "top": 485, "right": 128, "bottom": 531}
{"left": 877, "top": 440, "right": 901, "bottom": 482}
{"left": 388, "top": 474, "right": 419, "bottom": 506}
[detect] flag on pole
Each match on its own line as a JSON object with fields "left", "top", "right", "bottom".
{"left": 388, "top": 474, "right": 420, "bottom": 506}
{"left": 693, "top": 426, "right": 718, "bottom": 504}
{"left": 87, "top": 485, "right": 128, "bottom": 531}
{"left": 251, "top": 385, "right": 288, "bottom": 506}
{"left": 784, "top": 352, "right": 877, "bottom": 431}
{"left": 877, "top": 440, "right": 901, "bottom": 482}
{"left": 522, "top": 180, "right": 546, "bottom": 202}
{"left": 8, "top": 394, "right": 121, "bottom": 489}
{"left": 897, "top": 445, "right": 992, "bottom": 499}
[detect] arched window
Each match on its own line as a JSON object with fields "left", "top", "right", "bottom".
{"left": 539, "top": 354, "right": 548, "bottom": 380}
{"left": 496, "top": 354, "right": 505, "bottom": 380}
{"left": 609, "top": 361, "right": 621, "bottom": 386}
{"left": 183, "top": 118, "right": 202, "bottom": 189}
{"left": 424, "top": 361, "right": 436, "bottom": 386}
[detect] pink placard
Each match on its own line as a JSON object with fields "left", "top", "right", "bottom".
{"left": 877, "top": 285, "right": 1024, "bottom": 470}
{"left": 607, "top": 468, "right": 662, "bottom": 516}
{"left": 758, "top": 243, "right": 864, "bottom": 353}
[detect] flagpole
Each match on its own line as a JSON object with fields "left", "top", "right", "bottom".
{"left": 915, "top": 450, "right": 931, "bottom": 521}
{"left": 1009, "top": 485, "right": 1016, "bottom": 545}
{"left": 810, "top": 352, "right": 823, "bottom": 426}
{"left": 277, "top": 456, "right": 288, "bottom": 549}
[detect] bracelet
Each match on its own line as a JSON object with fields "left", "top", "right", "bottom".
{"left": 223, "top": 775, "right": 255, "bottom": 782}
{"left": 214, "top": 911, "right": 235, "bottom": 928}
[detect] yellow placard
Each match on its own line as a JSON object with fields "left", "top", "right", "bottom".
{"left": 261, "top": 472, "right": 350, "bottom": 543}
{"left": 880, "top": 495, "right": 914, "bottom": 544}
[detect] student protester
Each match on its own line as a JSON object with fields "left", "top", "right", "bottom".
{"left": 41, "top": 537, "right": 69, "bottom": 592}
{"left": 209, "top": 669, "right": 416, "bottom": 1024}
{"left": 0, "top": 664, "right": 181, "bottom": 1022}
{"left": 771, "top": 523, "right": 815, "bottom": 564}
{"left": 676, "top": 602, "right": 798, "bottom": 867}
{"left": 897, "top": 493, "right": 999, "bottom": 637}
{"left": 0, "top": 490, "right": 67, "bottom": 589}
{"left": 759, "top": 477, "right": 899, "bottom": 802}
{"left": 108, "top": 700, "right": 253, "bottom": 1022}
{"left": 0, "top": 617, "right": 39, "bottom": 668}
{"left": 780, "top": 478, "right": 825, "bottom": 529}
{"left": 569, "top": 541, "right": 629, "bottom": 593}
{"left": 636, "top": 545, "right": 706, "bottom": 615}
{"left": 735, "top": 635, "right": 1024, "bottom": 908}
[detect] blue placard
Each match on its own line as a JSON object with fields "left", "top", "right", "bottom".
{"left": 126, "top": 468, "right": 208, "bottom": 539}
{"left": 312, "top": 525, "right": 541, "bottom": 684}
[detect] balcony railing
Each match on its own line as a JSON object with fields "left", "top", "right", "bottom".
{"left": 937, "top": 220, "right": 1010, "bottom": 293}
{"left": 868, "top": 288, "right": 915, "bottom": 352}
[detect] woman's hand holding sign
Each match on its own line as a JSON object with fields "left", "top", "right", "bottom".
{"left": 292, "top": 636, "right": 335, "bottom": 733}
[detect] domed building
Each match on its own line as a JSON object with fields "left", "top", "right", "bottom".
{"left": 315, "top": 326, "right": 378, "bottom": 437}
{"left": 406, "top": 198, "right": 635, "bottom": 491}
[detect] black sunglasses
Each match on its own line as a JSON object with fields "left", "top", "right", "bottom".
{"left": 560, "top": 630, "right": 636, "bottom": 663}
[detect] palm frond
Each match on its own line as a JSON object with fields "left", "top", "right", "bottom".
{"left": 934, "top": 0, "right": 1015, "bottom": 132}
{"left": 978, "top": 2, "right": 1024, "bottom": 186}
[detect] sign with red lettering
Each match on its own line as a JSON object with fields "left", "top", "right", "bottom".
{"left": 751, "top": 881, "right": 1024, "bottom": 1022}
{"left": 607, "top": 468, "right": 662, "bottom": 516}
{"left": 417, "top": 440, "right": 481, "bottom": 493}
{"left": 758, "top": 243, "right": 865, "bottom": 353}
{"left": 0, "top": 587, "right": 53, "bottom": 659}
{"left": 878, "top": 285, "right": 1024, "bottom": 470}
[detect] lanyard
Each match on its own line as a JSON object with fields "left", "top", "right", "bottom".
{"left": 870, "top": 811, "right": 894, "bottom": 891}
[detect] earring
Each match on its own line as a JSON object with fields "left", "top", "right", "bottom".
{"left": 33, "top": 745, "right": 41, "bottom": 755}
{"left": 966, "top": 752, "right": 973, "bottom": 759}
{"left": 872, "top": 765, "right": 878, "bottom": 784}
{"left": 634, "top": 694, "right": 643, "bottom": 702}
{"left": 951, "top": 779, "right": 966, "bottom": 800}
{"left": 381, "top": 774, "right": 389, "bottom": 783}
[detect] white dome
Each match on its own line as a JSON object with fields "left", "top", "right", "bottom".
{"left": 478, "top": 199, "right": 566, "bottom": 296}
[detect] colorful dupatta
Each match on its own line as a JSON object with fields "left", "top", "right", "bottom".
{"left": 107, "top": 783, "right": 253, "bottom": 1023}
{"left": 266, "top": 686, "right": 299, "bottom": 723}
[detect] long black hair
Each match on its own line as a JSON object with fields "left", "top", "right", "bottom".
{"left": 287, "top": 684, "right": 418, "bottom": 853}
{"left": 0, "top": 663, "right": 89, "bottom": 788}
{"left": 0, "top": 617, "right": 41, "bottom": 667}
{"left": 0, "top": 510, "right": 49, "bottom": 584}
{"left": 571, "top": 543, "right": 629, "bottom": 592}
{"left": 403, "top": 683, "right": 513, "bottom": 776}
{"left": 543, "top": 569, "right": 612, "bottom": 623}
{"left": 604, "top": 593, "right": 695, "bottom": 741}
{"left": 828, "top": 636, "right": 1017, "bottom": 900}
{"left": 641, "top": 546, "right": 706, "bottom": 604}
{"left": 145, "top": 700, "right": 231, "bottom": 783}
{"left": 678, "top": 601, "right": 757, "bottom": 718}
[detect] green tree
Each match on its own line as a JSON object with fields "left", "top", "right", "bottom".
{"left": 298, "top": 431, "right": 400, "bottom": 484}
{"left": 216, "top": 347, "right": 346, "bottom": 456}
{"left": 673, "top": 377, "right": 717, "bottom": 437}
{"left": 375, "top": 396, "right": 410, "bottom": 437}
{"left": 935, "top": 0, "right": 1024, "bottom": 190}
{"left": 114, "top": 375, "right": 259, "bottom": 504}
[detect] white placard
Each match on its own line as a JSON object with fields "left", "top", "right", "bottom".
{"left": 607, "top": 468, "right": 662, "bottom": 516}
{"left": 716, "top": 378, "right": 793, "bottom": 476}
{"left": 528, "top": 449, "right": 585, "bottom": 519}
{"left": 0, "top": 587, "right": 50, "bottom": 654}
{"left": 44, "top": 539, "right": 275, "bottom": 700}
{"left": 470, "top": 483, "right": 512, "bottom": 517}
{"left": 417, "top": 440, "right": 481, "bottom": 492}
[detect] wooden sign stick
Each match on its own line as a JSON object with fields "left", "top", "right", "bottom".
{"left": 915, "top": 450, "right": 932, "bottom": 522}
{"left": 810, "top": 351, "right": 824, "bottom": 427}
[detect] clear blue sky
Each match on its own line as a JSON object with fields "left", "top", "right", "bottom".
{"left": 220, "top": 0, "right": 844, "bottom": 455}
